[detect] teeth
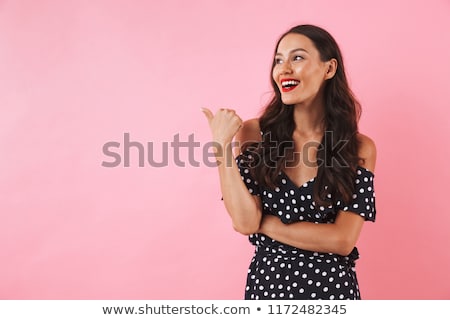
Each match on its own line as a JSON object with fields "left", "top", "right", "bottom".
{"left": 281, "top": 80, "right": 300, "bottom": 87}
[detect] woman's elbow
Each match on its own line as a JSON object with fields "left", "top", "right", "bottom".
{"left": 232, "top": 221, "right": 260, "bottom": 235}
{"left": 334, "top": 237, "right": 357, "bottom": 256}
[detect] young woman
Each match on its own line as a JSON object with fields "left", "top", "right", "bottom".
{"left": 202, "top": 24, "right": 376, "bottom": 300}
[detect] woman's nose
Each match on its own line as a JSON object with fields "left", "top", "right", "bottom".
{"left": 279, "top": 61, "right": 293, "bottom": 74}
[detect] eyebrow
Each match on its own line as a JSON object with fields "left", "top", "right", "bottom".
{"left": 275, "top": 48, "right": 309, "bottom": 56}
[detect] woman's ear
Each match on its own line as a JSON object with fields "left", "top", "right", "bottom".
{"left": 325, "top": 58, "right": 338, "bottom": 80}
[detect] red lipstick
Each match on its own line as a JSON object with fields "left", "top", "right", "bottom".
{"left": 280, "top": 78, "right": 300, "bottom": 92}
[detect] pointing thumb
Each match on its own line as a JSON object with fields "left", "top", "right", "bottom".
{"left": 201, "top": 107, "right": 214, "bottom": 123}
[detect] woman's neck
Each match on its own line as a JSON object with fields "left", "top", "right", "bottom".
{"left": 292, "top": 101, "right": 325, "bottom": 137}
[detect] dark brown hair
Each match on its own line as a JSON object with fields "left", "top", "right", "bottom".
{"left": 248, "top": 24, "right": 361, "bottom": 205}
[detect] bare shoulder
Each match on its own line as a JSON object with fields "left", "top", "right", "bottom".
{"left": 235, "top": 118, "right": 262, "bottom": 144}
{"left": 357, "top": 133, "right": 377, "bottom": 173}
{"left": 234, "top": 118, "right": 261, "bottom": 155}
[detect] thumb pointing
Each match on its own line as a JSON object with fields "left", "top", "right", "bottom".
{"left": 201, "top": 107, "right": 214, "bottom": 123}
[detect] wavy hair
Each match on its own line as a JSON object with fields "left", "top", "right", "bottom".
{"left": 247, "top": 24, "right": 362, "bottom": 206}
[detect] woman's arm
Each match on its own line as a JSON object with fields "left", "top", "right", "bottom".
{"left": 202, "top": 108, "right": 262, "bottom": 235}
{"left": 258, "top": 212, "right": 365, "bottom": 256}
{"left": 258, "top": 134, "right": 377, "bottom": 256}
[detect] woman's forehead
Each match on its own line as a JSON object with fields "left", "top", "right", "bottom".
{"left": 277, "top": 33, "right": 316, "bottom": 53}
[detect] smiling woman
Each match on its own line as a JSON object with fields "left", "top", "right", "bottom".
{"left": 202, "top": 24, "right": 376, "bottom": 300}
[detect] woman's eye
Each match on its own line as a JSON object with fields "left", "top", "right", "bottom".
{"left": 293, "top": 55, "right": 304, "bottom": 61}
{"left": 275, "top": 58, "right": 283, "bottom": 64}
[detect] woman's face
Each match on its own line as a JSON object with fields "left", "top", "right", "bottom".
{"left": 272, "top": 33, "right": 334, "bottom": 106}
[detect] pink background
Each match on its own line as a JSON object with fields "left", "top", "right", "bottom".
{"left": 1, "top": 0, "right": 449, "bottom": 299}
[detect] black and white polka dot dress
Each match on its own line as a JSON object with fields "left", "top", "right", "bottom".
{"left": 236, "top": 150, "right": 376, "bottom": 300}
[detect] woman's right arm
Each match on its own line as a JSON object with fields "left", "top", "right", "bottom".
{"left": 202, "top": 108, "right": 262, "bottom": 235}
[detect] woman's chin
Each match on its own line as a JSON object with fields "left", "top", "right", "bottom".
{"left": 281, "top": 98, "right": 297, "bottom": 106}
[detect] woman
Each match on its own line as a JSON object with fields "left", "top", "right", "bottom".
{"left": 202, "top": 24, "right": 376, "bottom": 300}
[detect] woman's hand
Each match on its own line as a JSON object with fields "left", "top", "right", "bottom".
{"left": 201, "top": 107, "right": 243, "bottom": 146}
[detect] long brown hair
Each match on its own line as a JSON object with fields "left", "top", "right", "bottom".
{"left": 247, "top": 24, "right": 361, "bottom": 205}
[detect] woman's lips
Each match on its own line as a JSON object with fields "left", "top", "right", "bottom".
{"left": 282, "top": 85, "right": 298, "bottom": 92}
{"left": 280, "top": 79, "right": 300, "bottom": 92}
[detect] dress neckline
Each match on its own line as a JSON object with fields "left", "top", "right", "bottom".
{"left": 280, "top": 166, "right": 374, "bottom": 190}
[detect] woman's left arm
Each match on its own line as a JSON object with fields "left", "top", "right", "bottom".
{"left": 258, "top": 134, "right": 377, "bottom": 256}
{"left": 258, "top": 211, "right": 365, "bottom": 256}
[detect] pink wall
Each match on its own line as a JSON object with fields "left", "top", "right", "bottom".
{"left": 1, "top": 0, "right": 449, "bottom": 299}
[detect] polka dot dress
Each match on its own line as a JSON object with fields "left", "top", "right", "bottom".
{"left": 236, "top": 150, "right": 376, "bottom": 300}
